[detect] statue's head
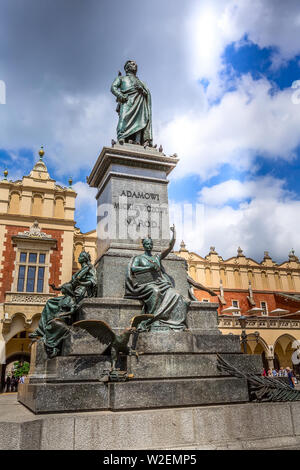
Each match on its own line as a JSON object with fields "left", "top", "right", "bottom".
{"left": 78, "top": 250, "right": 91, "bottom": 264}
{"left": 124, "top": 60, "right": 137, "bottom": 74}
{"left": 142, "top": 238, "right": 153, "bottom": 251}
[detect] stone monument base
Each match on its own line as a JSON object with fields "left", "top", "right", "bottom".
{"left": 18, "top": 301, "right": 262, "bottom": 414}
{"left": 2, "top": 393, "right": 300, "bottom": 450}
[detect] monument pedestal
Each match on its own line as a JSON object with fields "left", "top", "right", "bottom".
{"left": 18, "top": 301, "right": 262, "bottom": 414}
{"left": 18, "top": 144, "right": 262, "bottom": 414}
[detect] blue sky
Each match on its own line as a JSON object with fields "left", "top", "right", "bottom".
{"left": 1, "top": 0, "right": 300, "bottom": 262}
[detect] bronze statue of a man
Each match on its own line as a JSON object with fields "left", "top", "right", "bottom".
{"left": 111, "top": 60, "right": 152, "bottom": 146}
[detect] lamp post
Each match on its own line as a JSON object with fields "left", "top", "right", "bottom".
{"left": 238, "top": 316, "right": 248, "bottom": 353}
{"left": 237, "top": 315, "right": 260, "bottom": 353}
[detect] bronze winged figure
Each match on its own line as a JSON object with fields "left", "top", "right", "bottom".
{"left": 73, "top": 314, "right": 152, "bottom": 371}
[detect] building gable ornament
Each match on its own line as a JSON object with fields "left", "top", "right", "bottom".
{"left": 19, "top": 220, "right": 52, "bottom": 239}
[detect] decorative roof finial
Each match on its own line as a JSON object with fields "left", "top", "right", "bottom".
{"left": 180, "top": 240, "right": 186, "bottom": 251}
{"left": 237, "top": 246, "right": 243, "bottom": 257}
{"left": 289, "top": 248, "right": 298, "bottom": 261}
{"left": 68, "top": 176, "right": 73, "bottom": 188}
{"left": 3, "top": 169, "right": 8, "bottom": 180}
{"left": 38, "top": 146, "right": 45, "bottom": 160}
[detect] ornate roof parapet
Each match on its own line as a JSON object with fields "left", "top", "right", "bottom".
{"left": 289, "top": 249, "right": 299, "bottom": 263}
{"left": 12, "top": 221, "right": 56, "bottom": 248}
{"left": 29, "top": 146, "right": 51, "bottom": 181}
{"left": 237, "top": 246, "right": 244, "bottom": 257}
{"left": 18, "top": 220, "right": 52, "bottom": 239}
{"left": 205, "top": 246, "right": 221, "bottom": 262}
{"left": 179, "top": 240, "right": 188, "bottom": 252}
{"left": 261, "top": 250, "right": 275, "bottom": 267}
{"left": 263, "top": 251, "right": 272, "bottom": 260}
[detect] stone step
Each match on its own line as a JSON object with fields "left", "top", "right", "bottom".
{"left": 108, "top": 376, "right": 249, "bottom": 410}
{"left": 45, "top": 353, "right": 261, "bottom": 382}
{"left": 18, "top": 382, "right": 109, "bottom": 414}
{"left": 78, "top": 298, "right": 220, "bottom": 332}
{"left": 18, "top": 376, "right": 249, "bottom": 414}
{"left": 128, "top": 353, "right": 261, "bottom": 379}
{"left": 62, "top": 329, "right": 242, "bottom": 356}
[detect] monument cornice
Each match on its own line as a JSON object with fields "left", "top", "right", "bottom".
{"left": 88, "top": 145, "right": 179, "bottom": 188}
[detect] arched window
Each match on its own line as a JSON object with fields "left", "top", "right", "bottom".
{"left": 189, "top": 265, "right": 196, "bottom": 280}
{"left": 234, "top": 269, "right": 241, "bottom": 288}
{"left": 73, "top": 243, "right": 84, "bottom": 269}
{"left": 31, "top": 194, "right": 43, "bottom": 216}
{"left": 247, "top": 270, "right": 255, "bottom": 288}
{"left": 54, "top": 197, "right": 65, "bottom": 218}
{"left": 205, "top": 267, "right": 212, "bottom": 286}
{"left": 8, "top": 192, "right": 21, "bottom": 214}
{"left": 274, "top": 272, "right": 282, "bottom": 290}
{"left": 220, "top": 268, "right": 226, "bottom": 287}
{"left": 287, "top": 273, "right": 295, "bottom": 291}
{"left": 261, "top": 271, "right": 269, "bottom": 290}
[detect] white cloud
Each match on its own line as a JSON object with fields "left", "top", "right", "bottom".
{"left": 72, "top": 181, "right": 97, "bottom": 210}
{"left": 179, "top": 176, "right": 300, "bottom": 263}
{"left": 187, "top": 0, "right": 300, "bottom": 93}
{"left": 0, "top": 91, "right": 115, "bottom": 177}
{"left": 159, "top": 75, "right": 300, "bottom": 181}
{"left": 199, "top": 176, "right": 293, "bottom": 206}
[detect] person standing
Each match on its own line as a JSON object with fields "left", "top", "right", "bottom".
{"left": 10, "top": 375, "right": 16, "bottom": 392}
{"left": 286, "top": 367, "right": 295, "bottom": 388}
{"left": 278, "top": 367, "right": 287, "bottom": 377}
{"left": 5, "top": 375, "right": 11, "bottom": 392}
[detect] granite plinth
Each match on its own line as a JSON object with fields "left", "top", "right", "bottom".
{"left": 4, "top": 394, "right": 300, "bottom": 449}
{"left": 18, "top": 382, "right": 109, "bottom": 414}
{"left": 18, "top": 375, "right": 248, "bottom": 414}
{"left": 127, "top": 353, "right": 262, "bottom": 379}
{"left": 63, "top": 327, "right": 234, "bottom": 358}
{"left": 96, "top": 249, "right": 192, "bottom": 299}
{"left": 88, "top": 145, "right": 179, "bottom": 256}
{"left": 109, "top": 377, "right": 249, "bottom": 410}
{"left": 45, "top": 355, "right": 115, "bottom": 382}
{"left": 75, "top": 298, "right": 220, "bottom": 331}
{"left": 19, "top": 294, "right": 261, "bottom": 414}
{"left": 44, "top": 352, "right": 261, "bottom": 382}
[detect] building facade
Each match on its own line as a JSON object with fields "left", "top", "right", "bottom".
{"left": 0, "top": 149, "right": 96, "bottom": 387}
{"left": 176, "top": 243, "right": 300, "bottom": 371}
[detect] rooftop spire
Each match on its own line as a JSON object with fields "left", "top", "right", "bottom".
{"left": 39, "top": 145, "right": 45, "bottom": 160}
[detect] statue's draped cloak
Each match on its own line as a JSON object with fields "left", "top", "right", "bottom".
{"left": 125, "top": 254, "right": 187, "bottom": 330}
{"left": 33, "top": 263, "right": 97, "bottom": 351}
{"left": 111, "top": 75, "right": 152, "bottom": 143}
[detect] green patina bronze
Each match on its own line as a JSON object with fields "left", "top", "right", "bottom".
{"left": 29, "top": 251, "right": 97, "bottom": 358}
{"left": 111, "top": 60, "right": 152, "bottom": 145}
{"left": 125, "top": 226, "right": 188, "bottom": 331}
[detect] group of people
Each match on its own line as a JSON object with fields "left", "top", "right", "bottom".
{"left": 262, "top": 367, "right": 297, "bottom": 388}
{"left": 3, "top": 375, "right": 25, "bottom": 393}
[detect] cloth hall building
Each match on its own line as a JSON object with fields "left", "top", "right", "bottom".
{"left": 0, "top": 149, "right": 96, "bottom": 388}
